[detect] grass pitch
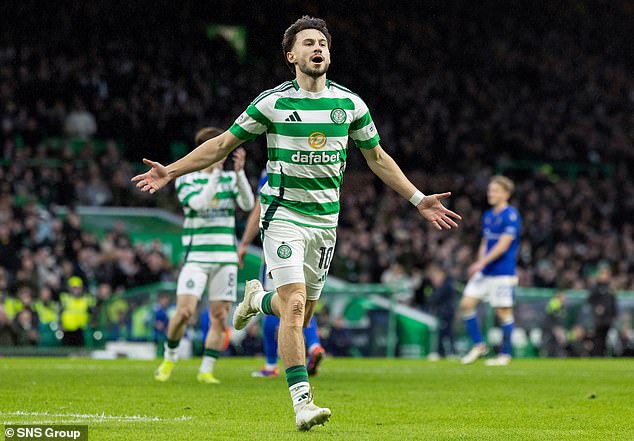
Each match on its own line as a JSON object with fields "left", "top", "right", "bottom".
{"left": 1, "top": 357, "right": 633, "bottom": 440}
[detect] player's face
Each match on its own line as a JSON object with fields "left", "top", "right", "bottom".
{"left": 487, "top": 182, "right": 510, "bottom": 206}
{"left": 288, "top": 29, "right": 330, "bottom": 78}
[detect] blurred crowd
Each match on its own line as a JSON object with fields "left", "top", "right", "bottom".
{"left": 334, "top": 167, "right": 634, "bottom": 291}
{"left": 1, "top": 1, "right": 633, "bottom": 351}
{"left": 0, "top": 198, "right": 176, "bottom": 346}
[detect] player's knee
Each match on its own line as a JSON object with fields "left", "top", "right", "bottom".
{"left": 282, "top": 293, "right": 305, "bottom": 327}
{"left": 289, "top": 297, "right": 305, "bottom": 317}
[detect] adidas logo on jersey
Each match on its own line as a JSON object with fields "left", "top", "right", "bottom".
{"left": 285, "top": 111, "right": 302, "bottom": 122}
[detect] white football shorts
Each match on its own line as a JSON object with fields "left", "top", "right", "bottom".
{"left": 262, "top": 220, "right": 336, "bottom": 301}
{"left": 176, "top": 262, "right": 237, "bottom": 302}
{"left": 463, "top": 272, "right": 518, "bottom": 308}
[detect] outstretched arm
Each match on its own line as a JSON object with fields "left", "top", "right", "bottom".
{"left": 132, "top": 131, "right": 244, "bottom": 194}
{"left": 360, "top": 144, "right": 461, "bottom": 230}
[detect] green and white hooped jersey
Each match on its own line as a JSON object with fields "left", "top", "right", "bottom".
{"left": 176, "top": 171, "right": 240, "bottom": 264}
{"left": 229, "top": 79, "right": 380, "bottom": 229}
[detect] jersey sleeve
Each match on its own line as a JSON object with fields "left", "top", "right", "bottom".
{"left": 175, "top": 175, "right": 201, "bottom": 206}
{"left": 229, "top": 97, "right": 273, "bottom": 141}
{"left": 348, "top": 97, "right": 380, "bottom": 149}
{"left": 502, "top": 209, "right": 521, "bottom": 238}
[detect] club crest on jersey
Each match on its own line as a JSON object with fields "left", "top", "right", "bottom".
{"left": 277, "top": 243, "right": 292, "bottom": 259}
{"left": 308, "top": 131, "right": 327, "bottom": 149}
{"left": 330, "top": 108, "right": 346, "bottom": 125}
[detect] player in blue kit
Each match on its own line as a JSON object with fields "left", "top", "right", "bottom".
{"left": 237, "top": 170, "right": 325, "bottom": 378}
{"left": 460, "top": 176, "right": 521, "bottom": 366}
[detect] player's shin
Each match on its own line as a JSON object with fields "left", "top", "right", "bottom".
{"left": 500, "top": 316, "right": 514, "bottom": 355}
{"left": 463, "top": 312, "right": 483, "bottom": 345}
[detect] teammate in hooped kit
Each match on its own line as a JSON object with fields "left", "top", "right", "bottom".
{"left": 237, "top": 169, "right": 325, "bottom": 379}
{"left": 460, "top": 175, "right": 521, "bottom": 366}
{"left": 154, "top": 127, "right": 255, "bottom": 384}
{"left": 133, "top": 16, "right": 460, "bottom": 431}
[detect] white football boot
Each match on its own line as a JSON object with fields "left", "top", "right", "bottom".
{"left": 233, "top": 279, "right": 264, "bottom": 330}
{"left": 484, "top": 354, "right": 512, "bottom": 366}
{"left": 295, "top": 393, "right": 331, "bottom": 431}
{"left": 460, "top": 344, "right": 488, "bottom": 365}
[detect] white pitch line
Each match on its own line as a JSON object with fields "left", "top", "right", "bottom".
{"left": 0, "top": 411, "right": 192, "bottom": 423}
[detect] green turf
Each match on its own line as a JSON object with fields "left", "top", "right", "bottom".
{"left": 1, "top": 358, "right": 633, "bottom": 440}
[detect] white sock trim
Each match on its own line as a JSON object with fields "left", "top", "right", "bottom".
{"left": 289, "top": 381, "right": 311, "bottom": 412}
{"left": 164, "top": 342, "right": 179, "bottom": 362}
{"left": 199, "top": 355, "right": 217, "bottom": 373}
{"left": 251, "top": 290, "right": 266, "bottom": 312}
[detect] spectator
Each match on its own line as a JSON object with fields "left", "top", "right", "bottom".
{"left": 91, "top": 282, "right": 112, "bottom": 330}
{"left": 0, "top": 1, "right": 634, "bottom": 350}
{"left": 33, "top": 285, "right": 59, "bottom": 327}
{"left": 325, "top": 317, "right": 353, "bottom": 357}
{"left": 0, "top": 225, "right": 20, "bottom": 272}
{"left": 0, "top": 305, "right": 16, "bottom": 345}
{"left": 0, "top": 267, "right": 8, "bottom": 305}
{"left": 13, "top": 308, "right": 38, "bottom": 345}
{"left": 64, "top": 99, "right": 97, "bottom": 139}
{"left": 587, "top": 265, "right": 618, "bottom": 356}
{"left": 615, "top": 314, "right": 634, "bottom": 357}
{"left": 60, "top": 276, "right": 93, "bottom": 346}
{"left": 4, "top": 285, "right": 33, "bottom": 321}
{"left": 153, "top": 293, "right": 172, "bottom": 343}
{"left": 104, "top": 291, "right": 130, "bottom": 341}
{"left": 381, "top": 262, "right": 414, "bottom": 303}
{"left": 136, "top": 250, "right": 173, "bottom": 285}
{"left": 240, "top": 323, "right": 263, "bottom": 357}
{"left": 425, "top": 262, "right": 457, "bottom": 358}
{"left": 541, "top": 291, "right": 567, "bottom": 357}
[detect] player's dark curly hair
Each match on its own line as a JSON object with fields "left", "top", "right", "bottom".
{"left": 282, "top": 16, "right": 331, "bottom": 73}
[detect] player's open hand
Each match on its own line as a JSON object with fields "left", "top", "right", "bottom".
{"left": 233, "top": 148, "right": 246, "bottom": 172}
{"left": 416, "top": 192, "right": 461, "bottom": 230}
{"left": 131, "top": 158, "right": 171, "bottom": 194}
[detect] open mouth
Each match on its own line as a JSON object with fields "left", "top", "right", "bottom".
{"left": 311, "top": 55, "right": 324, "bottom": 63}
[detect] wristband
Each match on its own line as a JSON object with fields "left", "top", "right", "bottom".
{"left": 409, "top": 190, "right": 425, "bottom": 206}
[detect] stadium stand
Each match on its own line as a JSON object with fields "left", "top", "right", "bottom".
{"left": 1, "top": 0, "right": 633, "bottom": 355}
